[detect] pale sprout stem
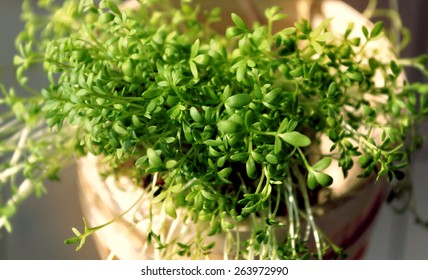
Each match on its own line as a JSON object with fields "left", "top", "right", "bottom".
{"left": 234, "top": 221, "right": 240, "bottom": 260}
{"left": 0, "top": 164, "right": 24, "bottom": 184}
{"left": 247, "top": 214, "right": 259, "bottom": 260}
{"left": 293, "top": 166, "right": 323, "bottom": 259}
{"left": 363, "top": 0, "right": 378, "bottom": 18}
{"left": 285, "top": 179, "right": 297, "bottom": 257}
{"left": 268, "top": 201, "right": 277, "bottom": 260}
{"left": 0, "top": 118, "right": 20, "bottom": 134}
{"left": 10, "top": 127, "right": 30, "bottom": 165}
{"left": 148, "top": 172, "right": 158, "bottom": 258}
{"left": 153, "top": 180, "right": 164, "bottom": 260}
{"left": 165, "top": 208, "right": 182, "bottom": 243}
{"left": 182, "top": 177, "right": 197, "bottom": 189}
{"left": 293, "top": 200, "right": 301, "bottom": 237}
{"left": 304, "top": 202, "right": 322, "bottom": 258}
{"left": 140, "top": 242, "right": 149, "bottom": 258}
{"left": 224, "top": 230, "right": 236, "bottom": 260}
{"left": 0, "top": 179, "right": 33, "bottom": 230}
{"left": 223, "top": 234, "right": 229, "bottom": 260}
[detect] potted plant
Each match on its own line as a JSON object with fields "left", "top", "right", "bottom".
{"left": 1, "top": 0, "right": 427, "bottom": 260}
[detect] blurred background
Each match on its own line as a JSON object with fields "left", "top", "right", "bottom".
{"left": 0, "top": 0, "right": 427, "bottom": 259}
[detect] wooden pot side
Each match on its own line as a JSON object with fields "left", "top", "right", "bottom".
{"left": 312, "top": 176, "right": 388, "bottom": 259}
{"left": 77, "top": 154, "right": 226, "bottom": 260}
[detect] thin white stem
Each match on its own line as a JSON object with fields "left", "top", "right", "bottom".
{"left": 363, "top": 0, "right": 378, "bottom": 18}
{"left": 389, "top": 0, "right": 400, "bottom": 52}
{"left": 234, "top": 221, "right": 240, "bottom": 260}
{"left": 165, "top": 208, "right": 182, "bottom": 244}
{"left": 10, "top": 127, "right": 30, "bottom": 165}
{"left": 0, "top": 179, "right": 33, "bottom": 230}
{"left": 293, "top": 165, "right": 323, "bottom": 259}
{"left": 182, "top": 177, "right": 197, "bottom": 189}
{"left": 0, "top": 118, "right": 21, "bottom": 135}
{"left": 285, "top": 178, "right": 297, "bottom": 258}
{"left": 0, "top": 164, "right": 24, "bottom": 184}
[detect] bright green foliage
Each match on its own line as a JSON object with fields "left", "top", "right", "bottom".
{"left": 1, "top": 0, "right": 428, "bottom": 260}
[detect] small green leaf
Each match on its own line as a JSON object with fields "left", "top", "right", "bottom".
{"left": 230, "top": 152, "right": 248, "bottom": 162}
{"left": 274, "top": 137, "right": 282, "bottom": 154}
{"left": 280, "top": 27, "right": 297, "bottom": 36}
{"left": 327, "top": 82, "right": 337, "bottom": 97}
{"left": 344, "top": 22, "right": 354, "bottom": 38}
{"left": 107, "top": 0, "right": 120, "bottom": 14}
{"left": 99, "top": 13, "right": 115, "bottom": 24}
{"left": 226, "top": 26, "right": 244, "bottom": 38}
{"left": 251, "top": 152, "right": 264, "bottom": 163}
{"left": 358, "top": 155, "right": 372, "bottom": 168}
{"left": 278, "top": 118, "right": 289, "bottom": 133}
{"left": 113, "top": 122, "right": 128, "bottom": 135}
{"left": 370, "top": 21, "right": 384, "bottom": 39}
{"left": 244, "top": 109, "right": 254, "bottom": 128}
{"left": 287, "top": 118, "right": 299, "bottom": 132}
{"left": 317, "top": 32, "right": 333, "bottom": 42}
{"left": 225, "top": 94, "right": 252, "bottom": 108}
{"left": 307, "top": 171, "right": 317, "bottom": 190}
{"left": 218, "top": 167, "right": 232, "bottom": 179}
{"left": 346, "top": 70, "right": 363, "bottom": 82}
{"left": 312, "top": 157, "right": 332, "bottom": 172}
{"left": 246, "top": 59, "right": 256, "bottom": 68}
{"left": 390, "top": 60, "right": 401, "bottom": 76}
{"left": 349, "top": 37, "right": 361, "bottom": 46}
{"left": 165, "top": 160, "right": 178, "bottom": 169}
{"left": 132, "top": 115, "right": 143, "bottom": 128}
{"left": 64, "top": 236, "right": 81, "bottom": 245}
{"left": 246, "top": 157, "right": 257, "bottom": 179}
{"left": 122, "top": 59, "right": 133, "bottom": 77}
{"left": 222, "top": 85, "right": 231, "bottom": 101}
{"left": 231, "top": 13, "right": 247, "bottom": 30}
{"left": 217, "top": 120, "right": 241, "bottom": 134}
{"left": 263, "top": 88, "right": 282, "bottom": 104}
{"left": 152, "top": 191, "right": 167, "bottom": 203}
{"left": 266, "top": 153, "right": 279, "bottom": 164}
{"left": 142, "top": 87, "right": 162, "bottom": 100}
{"left": 236, "top": 61, "right": 246, "bottom": 82}
{"left": 194, "top": 54, "right": 210, "bottom": 65}
{"left": 135, "top": 156, "right": 147, "bottom": 166}
{"left": 190, "top": 107, "right": 203, "bottom": 123}
{"left": 362, "top": 25, "right": 369, "bottom": 39}
{"left": 201, "top": 190, "right": 215, "bottom": 200}
{"left": 312, "top": 41, "right": 324, "bottom": 54}
{"left": 289, "top": 66, "right": 303, "bottom": 77}
{"left": 189, "top": 61, "right": 198, "bottom": 78}
{"left": 75, "top": 89, "right": 88, "bottom": 97}
{"left": 204, "top": 139, "right": 223, "bottom": 146}
{"left": 147, "top": 148, "right": 163, "bottom": 168}
{"left": 218, "top": 167, "right": 232, "bottom": 183}
{"left": 164, "top": 196, "right": 177, "bottom": 219}
{"left": 314, "top": 172, "right": 333, "bottom": 187}
{"left": 190, "top": 39, "right": 199, "bottom": 58}
{"left": 279, "top": 131, "right": 311, "bottom": 147}
{"left": 221, "top": 219, "right": 234, "bottom": 231}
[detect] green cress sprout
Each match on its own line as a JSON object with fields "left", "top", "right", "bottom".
{"left": 1, "top": 0, "right": 428, "bottom": 259}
